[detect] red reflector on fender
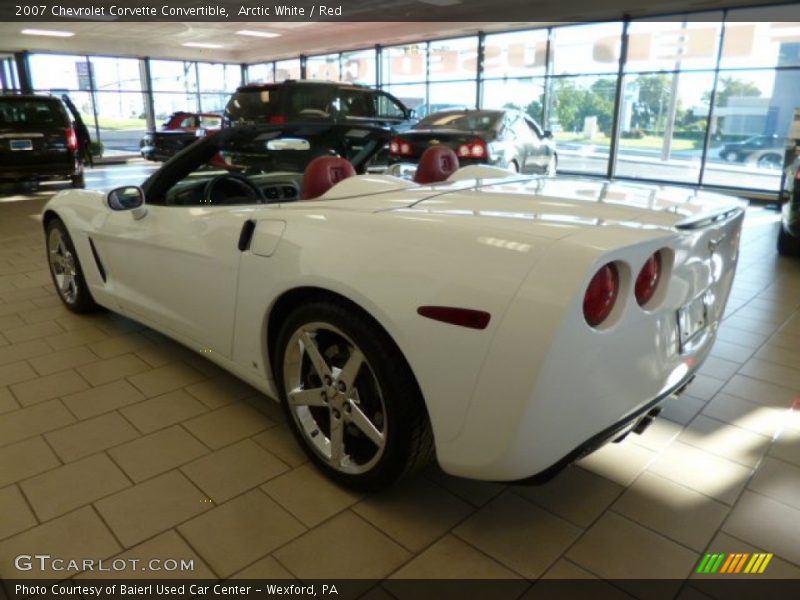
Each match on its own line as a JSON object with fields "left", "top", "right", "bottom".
{"left": 417, "top": 306, "right": 491, "bottom": 330}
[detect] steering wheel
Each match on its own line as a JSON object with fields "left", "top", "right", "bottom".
{"left": 202, "top": 173, "right": 265, "bottom": 205}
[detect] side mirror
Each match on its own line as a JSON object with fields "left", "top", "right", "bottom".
{"left": 543, "top": 130, "right": 554, "bottom": 139}
{"left": 407, "top": 108, "right": 417, "bottom": 120}
{"left": 107, "top": 186, "right": 147, "bottom": 220}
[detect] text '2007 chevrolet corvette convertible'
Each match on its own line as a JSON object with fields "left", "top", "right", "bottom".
{"left": 42, "top": 123, "right": 745, "bottom": 490}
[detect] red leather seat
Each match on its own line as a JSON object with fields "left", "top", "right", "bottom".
{"left": 414, "top": 145, "right": 459, "bottom": 184}
{"left": 301, "top": 156, "right": 356, "bottom": 200}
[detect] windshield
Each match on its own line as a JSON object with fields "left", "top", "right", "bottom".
{"left": 0, "top": 98, "right": 70, "bottom": 130}
{"left": 416, "top": 111, "right": 501, "bottom": 132}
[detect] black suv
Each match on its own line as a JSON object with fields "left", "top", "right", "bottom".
{"left": 224, "top": 80, "right": 414, "bottom": 133}
{"left": 0, "top": 94, "right": 91, "bottom": 189}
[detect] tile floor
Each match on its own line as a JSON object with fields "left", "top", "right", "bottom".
{"left": 1, "top": 179, "right": 799, "bottom": 592}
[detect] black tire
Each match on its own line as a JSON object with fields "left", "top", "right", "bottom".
{"left": 274, "top": 298, "right": 434, "bottom": 491}
{"left": 777, "top": 226, "right": 800, "bottom": 257}
{"left": 71, "top": 171, "right": 85, "bottom": 189}
{"left": 45, "top": 218, "right": 99, "bottom": 313}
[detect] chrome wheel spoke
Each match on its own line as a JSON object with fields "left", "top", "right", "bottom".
{"left": 346, "top": 400, "right": 385, "bottom": 448}
{"left": 337, "top": 348, "right": 364, "bottom": 390}
{"left": 301, "top": 331, "right": 332, "bottom": 379}
{"left": 329, "top": 413, "right": 345, "bottom": 466}
{"left": 287, "top": 386, "right": 328, "bottom": 408}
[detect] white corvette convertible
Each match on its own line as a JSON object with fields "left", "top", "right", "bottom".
{"left": 42, "top": 124, "right": 745, "bottom": 489}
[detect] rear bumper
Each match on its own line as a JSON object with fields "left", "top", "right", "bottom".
{"left": 0, "top": 162, "right": 77, "bottom": 181}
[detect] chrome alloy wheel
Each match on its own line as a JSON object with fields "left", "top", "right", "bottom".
{"left": 283, "top": 322, "right": 387, "bottom": 475}
{"left": 48, "top": 227, "right": 78, "bottom": 304}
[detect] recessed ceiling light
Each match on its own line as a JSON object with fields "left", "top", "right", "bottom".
{"left": 236, "top": 30, "right": 281, "bottom": 39}
{"left": 21, "top": 29, "right": 75, "bottom": 38}
{"left": 182, "top": 42, "right": 224, "bottom": 49}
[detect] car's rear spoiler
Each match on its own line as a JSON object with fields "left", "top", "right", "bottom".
{"left": 675, "top": 206, "right": 745, "bottom": 230}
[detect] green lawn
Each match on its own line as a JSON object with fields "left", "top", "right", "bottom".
{"left": 554, "top": 132, "right": 701, "bottom": 152}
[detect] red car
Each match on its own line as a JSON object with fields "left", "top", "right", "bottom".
{"left": 140, "top": 111, "right": 222, "bottom": 162}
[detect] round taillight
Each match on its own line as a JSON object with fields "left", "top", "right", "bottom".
{"left": 583, "top": 263, "right": 619, "bottom": 328}
{"left": 635, "top": 251, "right": 662, "bottom": 307}
{"left": 401, "top": 143, "right": 411, "bottom": 155}
{"left": 457, "top": 145, "right": 470, "bottom": 157}
{"left": 389, "top": 140, "right": 400, "bottom": 154}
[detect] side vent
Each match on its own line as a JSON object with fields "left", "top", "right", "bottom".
{"left": 88, "top": 238, "right": 106, "bottom": 282}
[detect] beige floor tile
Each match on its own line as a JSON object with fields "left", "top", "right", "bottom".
{"left": 45, "top": 412, "right": 140, "bottom": 462}
{"left": 21, "top": 453, "right": 130, "bottom": 521}
{"left": 79, "top": 531, "right": 216, "bottom": 579}
{"left": 0, "top": 339, "right": 52, "bottom": 367}
{"left": 184, "top": 402, "right": 274, "bottom": 449}
{"left": 722, "top": 490, "right": 800, "bottom": 566}
{"left": 185, "top": 375, "right": 258, "bottom": 409}
{"left": 353, "top": 477, "right": 471, "bottom": 552}
{"left": 677, "top": 415, "right": 771, "bottom": 468}
{"left": 0, "top": 360, "right": 37, "bottom": 387}
{"left": 0, "top": 436, "right": 60, "bottom": 488}
{"left": 541, "top": 558, "right": 599, "bottom": 579}
{"left": 0, "top": 506, "right": 121, "bottom": 578}
{"left": 274, "top": 511, "right": 409, "bottom": 579}
{"left": 3, "top": 320, "right": 63, "bottom": 344}
{"left": 121, "top": 389, "right": 208, "bottom": 434}
{"left": 738, "top": 358, "right": 800, "bottom": 390}
{"left": 182, "top": 439, "right": 288, "bottom": 503}
{"left": 10, "top": 369, "right": 89, "bottom": 406}
{"left": 44, "top": 325, "right": 108, "bottom": 352}
{"left": 252, "top": 425, "right": 308, "bottom": 468}
{"left": 87, "top": 332, "right": 153, "bottom": 359}
{"left": 702, "top": 393, "right": 787, "bottom": 437}
{"left": 0, "top": 386, "right": 18, "bottom": 414}
{"left": 630, "top": 417, "right": 684, "bottom": 452}
{"left": 230, "top": 555, "right": 295, "bottom": 580}
{"left": 423, "top": 467, "right": 506, "bottom": 507}
{"left": 95, "top": 470, "right": 210, "bottom": 548}
{"left": 769, "top": 428, "right": 800, "bottom": 468}
{"left": 648, "top": 442, "right": 753, "bottom": 505}
{"left": 109, "top": 425, "right": 209, "bottom": 483}
{"left": 746, "top": 456, "right": 800, "bottom": 511}
{"left": 0, "top": 485, "right": 37, "bottom": 540}
{"left": 766, "top": 329, "right": 800, "bottom": 352}
{"left": 567, "top": 512, "right": 697, "bottom": 596}
{"left": 0, "top": 314, "right": 23, "bottom": 331}
{"left": 28, "top": 345, "right": 99, "bottom": 376}
{"left": 261, "top": 464, "right": 360, "bottom": 527}
{"left": 513, "top": 466, "right": 624, "bottom": 528}
{"left": 0, "top": 300, "right": 37, "bottom": 319}
{"left": 721, "top": 374, "right": 799, "bottom": 407}
{"left": 127, "top": 362, "right": 205, "bottom": 397}
{"left": 390, "top": 534, "right": 520, "bottom": 579}
{"left": 62, "top": 379, "right": 146, "bottom": 420}
{"left": 454, "top": 491, "right": 582, "bottom": 578}
{"left": 576, "top": 440, "right": 657, "bottom": 487}
{"left": 708, "top": 340, "right": 755, "bottom": 364}
{"left": 684, "top": 374, "right": 726, "bottom": 401}
{"left": 0, "top": 399, "right": 75, "bottom": 446}
{"left": 698, "top": 356, "right": 741, "bottom": 381}
{"left": 754, "top": 343, "right": 800, "bottom": 370}
{"left": 612, "top": 472, "right": 730, "bottom": 551}
{"left": 76, "top": 353, "right": 152, "bottom": 386}
{"left": 178, "top": 489, "right": 306, "bottom": 578}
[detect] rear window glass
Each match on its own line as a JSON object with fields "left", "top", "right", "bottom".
{"left": 417, "top": 111, "right": 501, "bottom": 132}
{"left": 225, "top": 86, "right": 333, "bottom": 123}
{"left": 0, "top": 99, "right": 69, "bottom": 129}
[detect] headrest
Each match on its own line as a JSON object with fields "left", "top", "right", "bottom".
{"left": 301, "top": 156, "right": 356, "bottom": 200}
{"left": 414, "top": 145, "right": 460, "bottom": 184}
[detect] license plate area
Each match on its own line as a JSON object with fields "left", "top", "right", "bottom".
{"left": 10, "top": 139, "right": 33, "bottom": 151}
{"left": 677, "top": 293, "right": 709, "bottom": 351}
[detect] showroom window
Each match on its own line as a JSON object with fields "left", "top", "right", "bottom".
{"left": 615, "top": 16, "right": 723, "bottom": 185}
{"left": 0, "top": 55, "right": 20, "bottom": 93}
{"left": 428, "top": 36, "right": 478, "bottom": 113}
{"left": 197, "top": 62, "right": 242, "bottom": 111}
{"left": 149, "top": 59, "right": 200, "bottom": 138}
{"left": 342, "top": 48, "right": 377, "bottom": 86}
{"left": 307, "top": 53, "right": 341, "bottom": 81}
{"left": 247, "top": 62, "right": 275, "bottom": 84}
{"left": 275, "top": 58, "right": 302, "bottom": 81}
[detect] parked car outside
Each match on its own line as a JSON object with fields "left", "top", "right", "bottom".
{"left": 719, "top": 134, "right": 786, "bottom": 168}
{"left": 0, "top": 93, "right": 91, "bottom": 188}
{"left": 389, "top": 108, "right": 557, "bottom": 175}
{"left": 140, "top": 111, "right": 222, "bottom": 162}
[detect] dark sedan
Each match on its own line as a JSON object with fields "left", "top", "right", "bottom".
{"left": 0, "top": 94, "right": 90, "bottom": 189}
{"left": 779, "top": 155, "right": 800, "bottom": 256}
{"left": 388, "top": 109, "right": 556, "bottom": 175}
{"left": 719, "top": 135, "right": 786, "bottom": 166}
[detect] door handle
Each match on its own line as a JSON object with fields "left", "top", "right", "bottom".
{"left": 238, "top": 220, "right": 256, "bottom": 252}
